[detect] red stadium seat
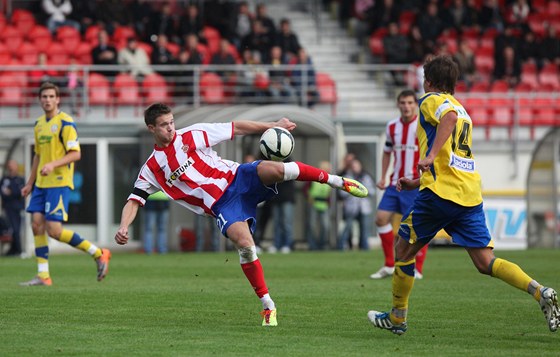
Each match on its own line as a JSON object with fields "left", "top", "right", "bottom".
{"left": 17, "top": 41, "right": 39, "bottom": 65}
{"left": 28, "top": 25, "right": 52, "bottom": 53}
{"left": 0, "top": 14, "right": 6, "bottom": 34}
{"left": 0, "top": 43, "right": 12, "bottom": 64}
{"left": 490, "top": 80, "right": 510, "bottom": 92}
{"left": 369, "top": 36, "right": 385, "bottom": 57}
{"left": 474, "top": 55, "right": 494, "bottom": 76}
{"left": 114, "top": 73, "right": 140, "bottom": 105}
{"left": 13, "top": 10, "right": 36, "bottom": 37}
{"left": 197, "top": 43, "right": 211, "bottom": 64}
{"left": 166, "top": 42, "right": 180, "bottom": 57}
{"left": 470, "top": 81, "right": 490, "bottom": 92}
{"left": 142, "top": 73, "right": 170, "bottom": 103}
{"left": 538, "top": 63, "right": 560, "bottom": 89}
{"left": 202, "top": 26, "right": 221, "bottom": 54}
{"left": 316, "top": 72, "right": 337, "bottom": 115}
{"left": 3, "top": 26, "right": 24, "bottom": 54}
{"left": 85, "top": 25, "right": 101, "bottom": 47}
{"left": 47, "top": 42, "right": 70, "bottom": 66}
{"left": 0, "top": 71, "right": 28, "bottom": 107}
{"left": 88, "top": 72, "right": 112, "bottom": 117}
{"left": 113, "top": 26, "right": 136, "bottom": 46}
{"left": 200, "top": 72, "right": 225, "bottom": 104}
{"left": 56, "top": 26, "right": 81, "bottom": 50}
{"left": 73, "top": 42, "right": 92, "bottom": 64}
{"left": 137, "top": 41, "right": 153, "bottom": 59}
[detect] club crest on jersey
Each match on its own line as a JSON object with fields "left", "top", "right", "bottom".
{"left": 182, "top": 145, "right": 189, "bottom": 153}
{"left": 51, "top": 124, "right": 59, "bottom": 133}
{"left": 166, "top": 157, "right": 195, "bottom": 187}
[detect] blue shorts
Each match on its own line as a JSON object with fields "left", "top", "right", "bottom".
{"left": 378, "top": 185, "right": 418, "bottom": 215}
{"left": 399, "top": 189, "right": 493, "bottom": 248}
{"left": 211, "top": 161, "right": 277, "bottom": 237}
{"left": 26, "top": 186, "right": 71, "bottom": 222}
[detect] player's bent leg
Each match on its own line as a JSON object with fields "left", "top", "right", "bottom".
{"left": 228, "top": 221, "right": 277, "bottom": 326}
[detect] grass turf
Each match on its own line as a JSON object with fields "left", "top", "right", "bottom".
{"left": 0, "top": 248, "right": 558, "bottom": 356}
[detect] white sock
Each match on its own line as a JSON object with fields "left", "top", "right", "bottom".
{"left": 327, "top": 174, "right": 343, "bottom": 188}
{"left": 283, "top": 162, "right": 299, "bottom": 181}
{"left": 260, "top": 293, "right": 276, "bottom": 310}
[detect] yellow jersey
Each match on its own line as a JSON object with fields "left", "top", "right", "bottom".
{"left": 33, "top": 111, "right": 80, "bottom": 189}
{"left": 417, "top": 92, "right": 482, "bottom": 207}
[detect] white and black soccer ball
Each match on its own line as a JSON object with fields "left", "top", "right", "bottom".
{"left": 259, "top": 127, "right": 295, "bottom": 161}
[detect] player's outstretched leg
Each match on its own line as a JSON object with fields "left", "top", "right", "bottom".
{"left": 540, "top": 287, "right": 560, "bottom": 332}
{"left": 367, "top": 310, "right": 407, "bottom": 335}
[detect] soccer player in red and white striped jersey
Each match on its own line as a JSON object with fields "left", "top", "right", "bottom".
{"left": 114, "top": 103, "right": 370, "bottom": 326}
{"left": 370, "top": 90, "right": 429, "bottom": 280}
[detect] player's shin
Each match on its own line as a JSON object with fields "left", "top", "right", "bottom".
{"left": 34, "top": 234, "right": 50, "bottom": 279}
{"left": 59, "top": 229, "right": 102, "bottom": 258}
{"left": 391, "top": 258, "right": 416, "bottom": 324}
{"left": 239, "top": 246, "right": 275, "bottom": 309}
{"left": 490, "top": 258, "right": 540, "bottom": 300}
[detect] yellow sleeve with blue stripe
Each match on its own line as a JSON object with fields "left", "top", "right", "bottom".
{"left": 34, "top": 111, "right": 80, "bottom": 189}
{"left": 417, "top": 93, "right": 482, "bottom": 207}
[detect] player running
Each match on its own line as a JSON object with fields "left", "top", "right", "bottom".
{"left": 370, "top": 89, "right": 429, "bottom": 280}
{"left": 367, "top": 56, "right": 559, "bottom": 334}
{"left": 20, "top": 82, "right": 111, "bottom": 287}
{"left": 114, "top": 103, "right": 368, "bottom": 326}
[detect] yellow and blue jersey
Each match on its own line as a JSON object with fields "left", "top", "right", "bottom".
{"left": 33, "top": 111, "right": 80, "bottom": 189}
{"left": 417, "top": 92, "right": 482, "bottom": 207}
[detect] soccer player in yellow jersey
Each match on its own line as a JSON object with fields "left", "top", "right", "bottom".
{"left": 20, "top": 82, "right": 111, "bottom": 286}
{"left": 368, "top": 56, "right": 559, "bottom": 334}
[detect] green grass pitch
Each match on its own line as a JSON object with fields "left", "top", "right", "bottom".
{"left": 0, "top": 248, "right": 558, "bottom": 356}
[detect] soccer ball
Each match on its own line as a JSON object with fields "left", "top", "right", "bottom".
{"left": 259, "top": 127, "right": 295, "bottom": 161}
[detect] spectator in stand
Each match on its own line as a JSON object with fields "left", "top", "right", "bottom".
{"left": 174, "top": 37, "right": 204, "bottom": 103}
{"left": 255, "top": 3, "right": 276, "bottom": 40}
{"left": 178, "top": 4, "right": 203, "bottom": 44}
{"left": 538, "top": 26, "right": 560, "bottom": 66}
{"left": 94, "top": 0, "right": 131, "bottom": 36}
{"left": 0, "top": 160, "right": 25, "bottom": 257}
{"left": 267, "top": 46, "right": 297, "bottom": 104}
{"left": 494, "top": 45, "right": 521, "bottom": 87}
{"left": 494, "top": 26, "right": 520, "bottom": 65}
{"left": 151, "top": 34, "right": 176, "bottom": 78}
{"left": 291, "top": 48, "right": 320, "bottom": 107}
{"left": 507, "top": 0, "right": 530, "bottom": 32}
{"left": 231, "top": 1, "right": 254, "bottom": 49}
{"left": 183, "top": 33, "right": 205, "bottom": 65}
{"left": 241, "top": 20, "right": 274, "bottom": 64}
{"left": 442, "top": 0, "right": 478, "bottom": 31}
{"left": 91, "top": 29, "right": 118, "bottom": 78}
{"left": 416, "top": 2, "right": 445, "bottom": 51}
{"left": 70, "top": 1, "right": 98, "bottom": 34}
{"left": 519, "top": 31, "right": 541, "bottom": 67}
{"left": 239, "top": 50, "right": 269, "bottom": 103}
{"left": 453, "top": 39, "right": 476, "bottom": 85}
{"left": 210, "top": 39, "right": 237, "bottom": 93}
{"left": 370, "top": 0, "right": 401, "bottom": 34}
{"left": 383, "top": 22, "right": 411, "bottom": 64}
{"left": 118, "top": 37, "right": 154, "bottom": 80}
{"left": 147, "top": 2, "right": 177, "bottom": 43}
{"left": 351, "top": 0, "right": 375, "bottom": 45}
{"left": 127, "top": 0, "right": 153, "bottom": 41}
{"left": 479, "top": 0, "right": 505, "bottom": 32}
{"left": 30, "top": 53, "right": 57, "bottom": 88}
{"left": 275, "top": 19, "right": 301, "bottom": 63}
{"left": 408, "top": 25, "right": 430, "bottom": 63}
{"left": 42, "top": 0, "right": 80, "bottom": 34}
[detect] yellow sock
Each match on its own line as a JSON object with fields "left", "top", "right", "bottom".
{"left": 491, "top": 258, "right": 542, "bottom": 301}
{"left": 391, "top": 259, "right": 416, "bottom": 324}
{"left": 60, "top": 229, "right": 102, "bottom": 259}
{"left": 34, "top": 234, "right": 50, "bottom": 279}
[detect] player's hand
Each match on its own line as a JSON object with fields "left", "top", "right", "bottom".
{"left": 417, "top": 156, "right": 434, "bottom": 174}
{"left": 397, "top": 177, "right": 419, "bottom": 192}
{"left": 376, "top": 178, "right": 387, "bottom": 190}
{"left": 21, "top": 184, "right": 33, "bottom": 197}
{"left": 115, "top": 227, "right": 130, "bottom": 245}
{"left": 275, "top": 117, "right": 297, "bottom": 131}
{"left": 40, "top": 163, "right": 55, "bottom": 176}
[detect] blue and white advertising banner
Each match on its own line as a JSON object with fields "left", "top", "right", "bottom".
{"left": 483, "top": 198, "right": 527, "bottom": 250}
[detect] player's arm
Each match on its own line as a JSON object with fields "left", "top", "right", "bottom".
{"left": 417, "top": 111, "right": 458, "bottom": 173}
{"left": 115, "top": 199, "right": 141, "bottom": 245}
{"left": 40, "top": 150, "right": 81, "bottom": 176}
{"left": 233, "top": 117, "right": 296, "bottom": 135}
{"left": 21, "top": 154, "right": 40, "bottom": 197}
{"left": 396, "top": 177, "right": 420, "bottom": 192}
{"left": 377, "top": 151, "right": 391, "bottom": 190}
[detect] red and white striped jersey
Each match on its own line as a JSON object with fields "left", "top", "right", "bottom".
{"left": 128, "top": 122, "right": 239, "bottom": 216}
{"left": 383, "top": 116, "right": 419, "bottom": 186}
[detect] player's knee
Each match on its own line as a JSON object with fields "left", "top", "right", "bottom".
{"left": 474, "top": 261, "right": 491, "bottom": 275}
{"left": 45, "top": 225, "right": 62, "bottom": 239}
{"left": 238, "top": 246, "right": 258, "bottom": 264}
{"left": 31, "top": 221, "right": 44, "bottom": 235}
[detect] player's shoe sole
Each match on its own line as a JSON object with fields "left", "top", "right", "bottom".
{"left": 261, "top": 309, "right": 278, "bottom": 327}
{"left": 367, "top": 310, "right": 407, "bottom": 335}
{"left": 20, "top": 276, "right": 52, "bottom": 286}
{"left": 540, "top": 287, "right": 560, "bottom": 332}
{"left": 96, "top": 248, "right": 112, "bottom": 282}
{"left": 341, "top": 178, "right": 368, "bottom": 198}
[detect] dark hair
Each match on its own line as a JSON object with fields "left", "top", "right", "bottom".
{"left": 39, "top": 82, "right": 59, "bottom": 97}
{"left": 397, "top": 89, "right": 417, "bottom": 102}
{"left": 423, "top": 55, "right": 459, "bottom": 94}
{"left": 144, "top": 102, "right": 172, "bottom": 126}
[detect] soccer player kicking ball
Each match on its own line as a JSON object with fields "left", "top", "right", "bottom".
{"left": 20, "top": 82, "right": 111, "bottom": 287}
{"left": 114, "top": 103, "right": 368, "bottom": 326}
{"left": 368, "top": 56, "right": 559, "bottom": 334}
